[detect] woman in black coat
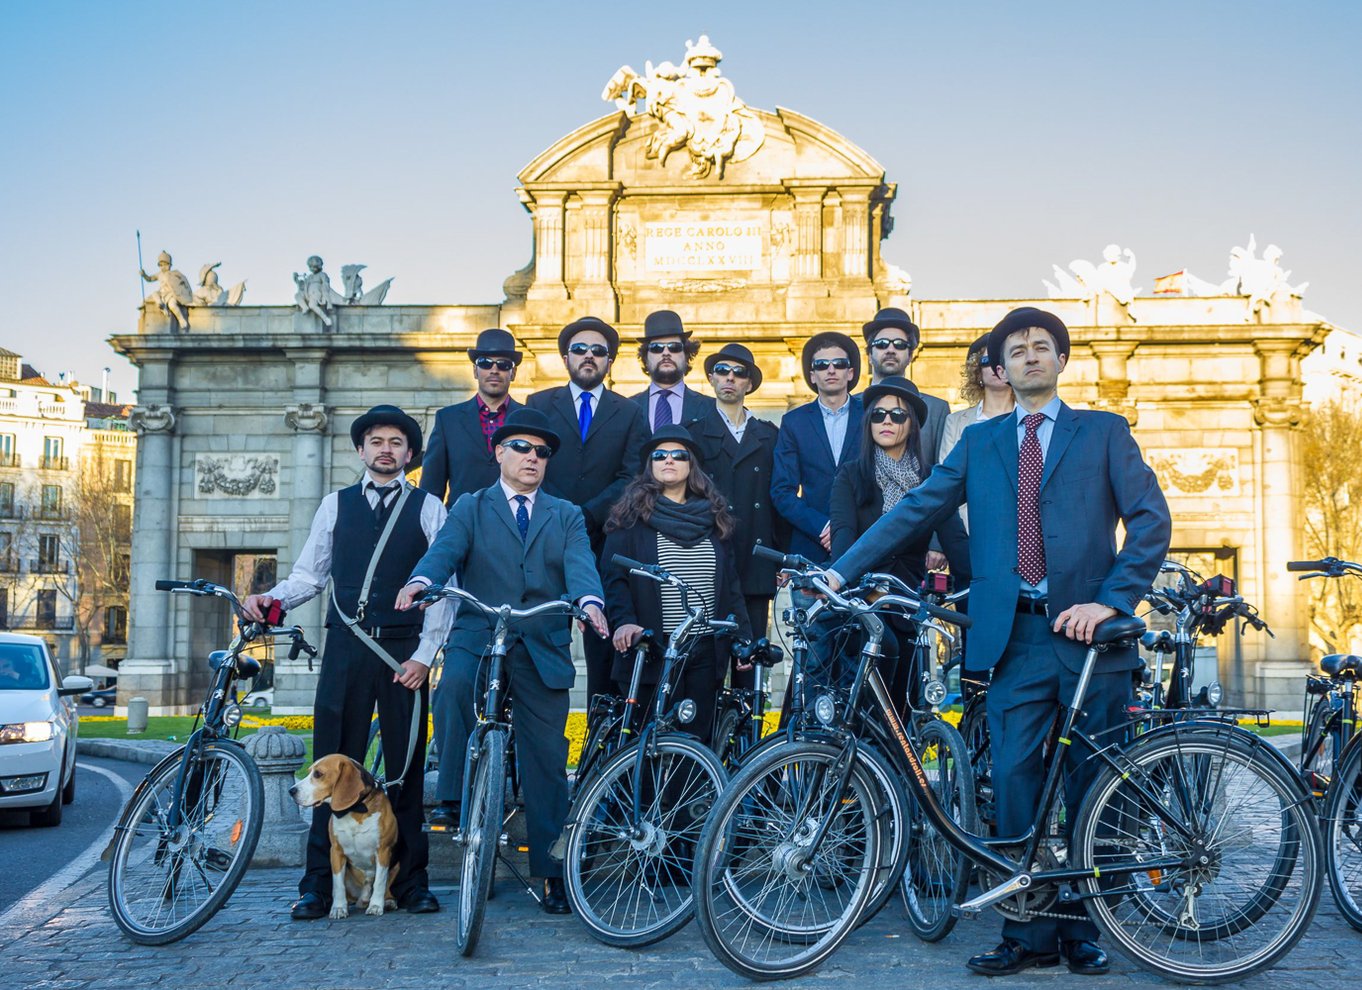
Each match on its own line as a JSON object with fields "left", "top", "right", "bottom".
{"left": 830, "top": 376, "right": 970, "bottom": 713}
{"left": 601, "top": 426, "right": 752, "bottom": 744}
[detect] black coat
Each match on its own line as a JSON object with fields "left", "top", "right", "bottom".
{"left": 690, "top": 408, "right": 787, "bottom": 597}
{"left": 829, "top": 454, "right": 971, "bottom": 589}
{"left": 526, "top": 386, "right": 649, "bottom": 548}
{"left": 418, "top": 396, "right": 522, "bottom": 506}
{"left": 631, "top": 384, "right": 716, "bottom": 433}
{"left": 600, "top": 521, "right": 752, "bottom": 685}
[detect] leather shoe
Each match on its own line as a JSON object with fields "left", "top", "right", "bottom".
{"left": 541, "top": 877, "right": 571, "bottom": 915}
{"left": 427, "top": 802, "right": 458, "bottom": 829}
{"left": 290, "top": 892, "right": 328, "bottom": 921}
{"left": 1061, "top": 940, "right": 1109, "bottom": 975}
{"left": 399, "top": 887, "right": 440, "bottom": 914}
{"left": 966, "top": 939, "right": 1060, "bottom": 976}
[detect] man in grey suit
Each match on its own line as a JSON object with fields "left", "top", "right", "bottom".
{"left": 862, "top": 307, "right": 950, "bottom": 467}
{"left": 396, "top": 407, "right": 610, "bottom": 915}
{"left": 827, "top": 307, "right": 1171, "bottom": 977}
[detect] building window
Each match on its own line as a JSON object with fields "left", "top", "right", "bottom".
{"left": 36, "top": 590, "right": 56, "bottom": 629}
{"left": 0, "top": 482, "right": 13, "bottom": 516}
{"left": 104, "top": 606, "right": 127, "bottom": 644}
{"left": 37, "top": 534, "right": 60, "bottom": 572}
{"left": 40, "top": 484, "right": 62, "bottom": 518}
{"left": 113, "top": 553, "right": 130, "bottom": 585}
{"left": 113, "top": 502, "right": 132, "bottom": 535}
{"left": 0, "top": 532, "right": 11, "bottom": 571}
{"left": 0, "top": 589, "right": 8, "bottom": 629}
{"left": 113, "top": 459, "right": 132, "bottom": 493}
{"left": 0, "top": 434, "right": 15, "bottom": 467}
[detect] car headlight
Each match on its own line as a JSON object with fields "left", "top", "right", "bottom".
{"left": 0, "top": 721, "right": 55, "bottom": 744}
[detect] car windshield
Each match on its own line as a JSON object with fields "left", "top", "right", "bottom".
{"left": 0, "top": 644, "right": 50, "bottom": 690}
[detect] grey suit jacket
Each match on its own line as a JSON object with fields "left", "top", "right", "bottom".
{"left": 831, "top": 402, "right": 1171, "bottom": 673}
{"left": 409, "top": 485, "right": 604, "bottom": 690}
{"left": 919, "top": 392, "right": 951, "bottom": 467}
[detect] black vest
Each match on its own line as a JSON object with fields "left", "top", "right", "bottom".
{"left": 325, "top": 483, "right": 428, "bottom": 634}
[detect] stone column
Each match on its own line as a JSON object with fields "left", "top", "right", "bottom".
{"left": 525, "top": 190, "right": 568, "bottom": 303}
{"left": 1089, "top": 341, "right": 1140, "bottom": 425}
{"left": 838, "top": 187, "right": 872, "bottom": 279}
{"left": 571, "top": 187, "right": 621, "bottom": 316}
{"left": 789, "top": 186, "right": 825, "bottom": 281}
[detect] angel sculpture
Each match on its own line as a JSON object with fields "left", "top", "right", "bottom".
{"left": 141, "top": 250, "right": 193, "bottom": 329}
{"left": 191, "top": 262, "right": 247, "bottom": 307}
{"left": 293, "top": 255, "right": 344, "bottom": 326}
{"left": 340, "top": 264, "right": 394, "bottom": 305}
{"left": 1044, "top": 244, "right": 1141, "bottom": 307}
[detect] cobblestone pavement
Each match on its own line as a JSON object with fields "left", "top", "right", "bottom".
{"left": 4, "top": 854, "right": 1358, "bottom": 990}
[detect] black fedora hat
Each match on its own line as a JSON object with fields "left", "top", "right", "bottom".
{"left": 640, "top": 424, "right": 705, "bottom": 467}
{"left": 801, "top": 332, "right": 861, "bottom": 392}
{"left": 703, "top": 342, "right": 763, "bottom": 392}
{"left": 986, "top": 307, "right": 1071, "bottom": 368}
{"left": 558, "top": 316, "right": 621, "bottom": 359}
{"left": 639, "top": 309, "right": 691, "bottom": 340}
{"left": 467, "top": 327, "right": 523, "bottom": 363}
{"left": 967, "top": 332, "right": 993, "bottom": 367}
{"left": 862, "top": 307, "right": 920, "bottom": 347}
{"left": 862, "top": 375, "right": 928, "bottom": 426}
{"left": 350, "top": 405, "right": 423, "bottom": 460}
{"left": 490, "top": 407, "right": 561, "bottom": 454}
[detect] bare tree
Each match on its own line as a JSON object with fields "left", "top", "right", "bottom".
{"left": 1299, "top": 399, "right": 1362, "bottom": 654}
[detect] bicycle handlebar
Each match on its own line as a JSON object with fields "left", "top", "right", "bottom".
{"left": 417, "top": 585, "right": 590, "bottom": 624}
{"left": 1287, "top": 559, "right": 1329, "bottom": 572}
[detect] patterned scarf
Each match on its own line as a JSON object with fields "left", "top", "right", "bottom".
{"left": 875, "top": 446, "right": 922, "bottom": 514}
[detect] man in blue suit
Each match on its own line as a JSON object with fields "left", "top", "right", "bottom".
{"left": 827, "top": 307, "right": 1171, "bottom": 977}
{"left": 771, "top": 331, "right": 864, "bottom": 563}
{"left": 396, "top": 407, "right": 610, "bottom": 915}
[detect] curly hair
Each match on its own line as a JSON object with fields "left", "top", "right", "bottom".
{"left": 959, "top": 348, "right": 985, "bottom": 406}
{"left": 637, "top": 337, "right": 702, "bottom": 374}
{"left": 605, "top": 459, "right": 736, "bottom": 540}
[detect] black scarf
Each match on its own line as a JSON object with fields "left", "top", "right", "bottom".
{"left": 648, "top": 496, "right": 716, "bottom": 547}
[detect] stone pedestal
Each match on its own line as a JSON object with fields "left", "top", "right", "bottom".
{"left": 244, "top": 726, "right": 309, "bottom": 868}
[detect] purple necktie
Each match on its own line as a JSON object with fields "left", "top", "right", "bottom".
{"left": 1017, "top": 413, "right": 1047, "bottom": 585}
{"left": 654, "top": 389, "right": 674, "bottom": 430}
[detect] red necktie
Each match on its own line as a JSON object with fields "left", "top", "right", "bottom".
{"left": 1017, "top": 413, "right": 1047, "bottom": 585}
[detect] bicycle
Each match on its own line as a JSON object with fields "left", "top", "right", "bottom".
{"left": 416, "top": 584, "right": 590, "bottom": 956}
{"left": 561, "top": 553, "right": 732, "bottom": 946}
{"left": 693, "top": 554, "right": 1322, "bottom": 983}
{"left": 712, "top": 637, "right": 784, "bottom": 769}
{"left": 104, "top": 578, "right": 317, "bottom": 944}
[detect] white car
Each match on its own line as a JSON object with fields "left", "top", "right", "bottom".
{"left": 242, "top": 688, "right": 272, "bottom": 710}
{"left": 0, "top": 634, "right": 91, "bottom": 826}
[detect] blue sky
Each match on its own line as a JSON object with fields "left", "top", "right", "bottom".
{"left": 2, "top": 1, "right": 1357, "bottom": 398}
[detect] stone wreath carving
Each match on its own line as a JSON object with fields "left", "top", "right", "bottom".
{"left": 1148, "top": 449, "right": 1238, "bottom": 496}
{"left": 195, "top": 454, "right": 280, "bottom": 498}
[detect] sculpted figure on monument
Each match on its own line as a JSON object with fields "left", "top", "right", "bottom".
{"left": 140, "top": 250, "right": 193, "bottom": 329}
{"left": 1044, "top": 243, "right": 1140, "bottom": 306}
{"left": 602, "top": 35, "right": 764, "bottom": 179}
{"left": 293, "top": 255, "right": 344, "bottom": 327}
{"left": 339, "top": 264, "right": 395, "bottom": 305}
{"left": 191, "top": 262, "right": 247, "bottom": 307}
{"left": 1226, "top": 235, "right": 1308, "bottom": 315}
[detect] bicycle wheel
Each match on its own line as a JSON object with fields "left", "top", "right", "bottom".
{"left": 959, "top": 694, "right": 992, "bottom": 829}
{"left": 713, "top": 702, "right": 745, "bottom": 770}
{"left": 693, "top": 740, "right": 881, "bottom": 980}
{"left": 573, "top": 704, "right": 622, "bottom": 799}
{"left": 900, "top": 718, "right": 977, "bottom": 941}
{"left": 852, "top": 742, "right": 910, "bottom": 926}
{"left": 1300, "top": 693, "right": 1341, "bottom": 798}
{"left": 1073, "top": 726, "right": 1321, "bottom": 983}
{"left": 364, "top": 718, "right": 384, "bottom": 777}
{"left": 1323, "top": 737, "right": 1362, "bottom": 930}
{"left": 565, "top": 734, "right": 726, "bottom": 946}
{"left": 108, "top": 739, "right": 263, "bottom": 945}
{"left": 456, "top": 729, "right": 505, "bottom": 956}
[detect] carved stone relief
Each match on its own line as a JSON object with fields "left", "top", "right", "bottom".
{"left": 194, "top": 454, "right": 280, "bottom": 498}
{"left": 1148, "top": 448, "right": 1240, "bottom": 497}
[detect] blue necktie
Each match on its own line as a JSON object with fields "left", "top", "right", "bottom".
{"left": 578, "top": 391, "right": 593, "bottom": 443}
{"left": 653, "top": 388, "right": 674, "bottom": 430}
{"left": 514, "top": 494, "right": 529, "bottom": 540}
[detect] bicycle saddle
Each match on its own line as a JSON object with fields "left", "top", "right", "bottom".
{"left": 1321, "top": 654, "right": 1362, "bottom": 677}
{"left": 1091, "top": 614, "right": 1146, "bottom": 646}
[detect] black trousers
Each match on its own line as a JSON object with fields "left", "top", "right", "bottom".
{"left": 433, "top": 642, "right": 569, "bottom": 878}
{"left": 614, "top": 637, "right": 720, "bottom": 747}
{"left": 584, "top": 629, "right": 615, "bottom": 710}
{"left": 301, "top": 629, "right": 429, "bottom": 902}
{"left": 985, "top": 611, "right": 1132, "bottom": 951}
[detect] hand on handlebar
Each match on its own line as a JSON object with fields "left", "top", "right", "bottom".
{"left": 242, "top": 594, "right": 274, "bottom": 623}
{"left": 580, "top": 603, "right": 610, "bottom": 640}
{"left": 613, "top": 622, "right": 645, "bottom": 653}
{"left": 394, "top": 581, "right": 430, "bottom": 612}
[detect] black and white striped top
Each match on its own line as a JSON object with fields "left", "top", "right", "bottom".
{"left": 656, "top": 533, "right": 717, "bottom": 636}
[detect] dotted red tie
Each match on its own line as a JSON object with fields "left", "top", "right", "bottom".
{"left": 1017, "top": 413, "right": 1047, "bottom": 585}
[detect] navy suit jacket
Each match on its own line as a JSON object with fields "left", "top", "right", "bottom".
{"left": 631, "top": 384, "right": 716, "bottom": 432}
{"left": 771, "top": 395, "right": 864, "bottom": 562}
{"left": 830, "top": 402, "right": 1171, "bottom": 673}
{"left": 419, "top": 396, "right": 521, "bottom": 506}
{"left": 408, "top": 485, "right": 604, "bottom": 690}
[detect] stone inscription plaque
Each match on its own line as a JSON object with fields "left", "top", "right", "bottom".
{"left": 644, "top": 217, "right": 765, "bottom": 273}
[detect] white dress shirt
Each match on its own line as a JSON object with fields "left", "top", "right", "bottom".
{"left": 717, "top": 405, "right": 749, "bottom": 443}
{"left": 264, "top": 472, "right": 453, "bottom": 666}
{"left": 818, "top": 397, "right": 851, "bottom": 466}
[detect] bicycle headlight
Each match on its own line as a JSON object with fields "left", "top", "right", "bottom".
{"left": 814, "top": 693, "right": 837, "bottom": 727}
{"left": 222, "top": 703, "right": 244, "bottom": 728}
{"left": 676, "top": 698, "right": 697, "bottom": 724}
{"left": 1206, "top": 680, "right": 1224, "bottom": 706}
{"left": 924, "top": 679, "right": 947, "bottom": 707}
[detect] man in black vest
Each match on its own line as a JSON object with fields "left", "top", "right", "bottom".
{"left": 419, "top": 328, "right": 523, "bottom": 505}
{"left": 246, "top": 405, "right": 452, "bottom": 920}
{"left": 630, "top": 309, "right": 716, "bottom": 432}
{"left": 527, "top": 316, "right": 648, "bottom": 704}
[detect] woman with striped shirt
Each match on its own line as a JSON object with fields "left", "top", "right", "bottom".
{"left": 601, "top": 426, "right": 753, "bottom": 745}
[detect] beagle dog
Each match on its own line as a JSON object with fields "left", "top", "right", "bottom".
{"left": 291, "top": 754, "right": 399, "bottom": 919}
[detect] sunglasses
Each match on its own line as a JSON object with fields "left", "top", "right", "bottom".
{"left": 501, "top": 439, "right": 553, "bottom": 459}
{"left": 811, "top": 358, "right": 852, "bottom": 371}
{"left": 474, "top": 357, "right": 515, "bottom": 371}
{"left": 647, "top": 341, "right": 685, "bottom": 354}
{"left": 568, "top": 343, "right": 610, "bottom": 358}
{"left": 649, "top": 448, "right": 692, "bottom": 462}
{"left": 869, "top": 407, "right": 912, "bottom": 424}
{"left": 711, "top": 363, "right": 750, "bottom": 379}
{"left": 870, "top": 337, "right": 912, "bottom": 351}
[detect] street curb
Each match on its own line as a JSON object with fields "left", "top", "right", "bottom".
{"left": 76, "top": 737, "right": 179, "bottom": 765}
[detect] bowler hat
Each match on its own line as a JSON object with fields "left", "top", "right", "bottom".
{"left": 986, "top": 307, "right": 1071, "bottom": 368}
{"left": 350, "top": 405, "right": 423, "bottom": 460}
{"left": 490, "top": 407, "right": 562, "bottom": 454}
{"left": 861, "top": 376, "right": 928, "bottom": 426}
{"left": 558, "top": 316, "right": 620, "bottom": 359}
{"left": 640, "top": 424, "right": 705, "bottom": 468}
{"left": 639, "top": 309, "right": 691, "bottom": 340}
{"left": 967, "top": 332, "right": 992, "bottom": 367}
{"left": 703, "top": 342, "right": 763, "bottom": 392}
{"left": 862, "top": 307, "right": 920, "bottom": 347}
{"left": 801, "top": 332, "right": 861, "bottom": 392}
{"left": 467, "top": 327, "right": 523, "bottom": 363}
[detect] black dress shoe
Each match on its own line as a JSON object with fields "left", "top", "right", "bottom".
{"left": 427, "top": 802, "right": 459, "bottom": 829}
{"left": 966, "top": 938, "right": 1060, "bottom": 976}
{"left": 542, "top": 877, "right": 571, "bottom": 915}
{"left": 290, "top": 892, "right": 328, "bottom": 921}
{"left": 399, "top": 887, "right": 440, "bottom": 914}
{"left": 1061, "top": 940, "right": 1109, "bottom": 975}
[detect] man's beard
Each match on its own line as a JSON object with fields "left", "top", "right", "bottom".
{"left": 872, "top": 354, "right": 904, "bottom": 377}
{"left": 650, "top": 363, "right": 684, "bottom": 386}
{"left": 570, "top": 363, "right": 607, "bottom": 390}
